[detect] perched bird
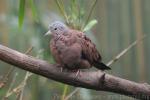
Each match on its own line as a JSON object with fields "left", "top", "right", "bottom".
{"left": 45, "top": 21, "right": 111, "bottom": 71}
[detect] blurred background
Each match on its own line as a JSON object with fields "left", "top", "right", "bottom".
{"left": 0, "top": 0, "right": 150, "bottom": 100}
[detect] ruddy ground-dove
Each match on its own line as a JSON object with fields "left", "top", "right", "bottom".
{"left": 45, "top": 21, "right": 111, "bottom": 71}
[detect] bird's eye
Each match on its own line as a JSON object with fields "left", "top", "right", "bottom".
{"left": 54, "top": 28, "right": 57, "bottom": 30}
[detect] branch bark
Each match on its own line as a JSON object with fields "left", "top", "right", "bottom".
{"left": 0, "top": 44, "right": 150, "bottom": 100}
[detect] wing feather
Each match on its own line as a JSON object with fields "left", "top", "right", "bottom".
{"left": 77, "top": 33, "right": 102, "bottom": 64}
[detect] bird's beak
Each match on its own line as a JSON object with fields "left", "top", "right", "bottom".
{"left": 44, "top": 30, "right": 52, "bottom": 36}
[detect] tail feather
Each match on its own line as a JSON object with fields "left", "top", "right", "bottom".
{"left": 94, "top": 62, "right": 111, "bottom": 70}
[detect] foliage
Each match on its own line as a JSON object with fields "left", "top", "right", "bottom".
{"left": 55, "top": 0, "right": 98, "bottom": 32}
{"left": 18, "top": 0, "right": 25, "bottom": 28}
{"left": 18, "top": 0, "right": 38, "bottom": 28}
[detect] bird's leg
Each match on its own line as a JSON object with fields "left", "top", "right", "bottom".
{"left": 60, "top": 64, "right": 66, "bottom": 72}
{"left": 71, "top": 69, "right": 81, "bottom": 77}
{"left": 60, "top": 67, "right": 63, "bottom": 72}
{"left": 75, "top": 70, "right": 80, "bottom": 77}
{"left": 55, "top": 64, "right": 64, "bottom": 72}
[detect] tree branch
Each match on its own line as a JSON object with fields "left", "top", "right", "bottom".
{"left": 0, "top": 44, "right": 150, "bottom": 100}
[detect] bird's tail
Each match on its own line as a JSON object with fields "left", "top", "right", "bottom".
{"left": 94, "top": 62, "right": 111, "bottom": 70}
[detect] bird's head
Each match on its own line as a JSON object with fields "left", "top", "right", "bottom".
{"left": 44, "top": 21, "right": 68, "bottom": 37}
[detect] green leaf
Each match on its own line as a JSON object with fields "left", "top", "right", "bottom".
{"left": 18, "top": 0, "right": 26, "bottom": 28}
{"left": 82, "top": 0, "right": 98, "bottom": 29}
{"left": 61, "top": 85, "right": 68, "bottom": 100}
{"left": 55, "top": 0, "right": 68, "bottom": 23}
{"left": 29, "top": 0, "right": 38, "bottom": 22}
{"left": 83, "top": 19, "right": 98, "bottom": 32}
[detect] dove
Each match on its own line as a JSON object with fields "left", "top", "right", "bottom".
{"left": 45, "top": 21, "right": 111, "bottom": 72}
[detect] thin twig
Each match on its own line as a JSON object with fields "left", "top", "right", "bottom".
{"left": 61, "top": 85, "right": 68, "bottom": 100}
{"left": 24, "top": 46, "right": 34, "bottom": 54}
{"left": 0, "top": 67, "right": 14, "bottom": 89}
{"left": 16, "top": 48, "right": 43, "bottom": 100}
{"left": 15, "top": 72, "right": 33, "bottom": 100}
{"left": 3, "top": 72, "right": 32, "bottom": 99}
{"left": 64, "top": 88, "right": 80, "bottom": 100}
{"left": 55, "top": 0, "right": 69, "bottom": 23}
{"left": 3, "top": 73, "right": 18, "bottom": 100}
{"left": 82, "top": 0, "right": 98, "bottom": 30}
{"left": 106, "top": 34, "right": 146, "bottom": 66}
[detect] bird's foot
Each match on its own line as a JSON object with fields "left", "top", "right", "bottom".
{"left": 55, "top": 64, "right": 64, "bottom": 72}
{"left": 71, "top": 69, "right": 81, "bottom": 77}
{"left": 60, "top": 67, "right": 63, "bottom": 72}
{"left": 75, "top": 70, "right": 80, "bottom": 77}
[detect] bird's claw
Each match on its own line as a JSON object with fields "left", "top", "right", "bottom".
{"left": 60, "top": 67, "right": 63, "bottom": 72}
{"left": 75, "top": 70, "right": 80, "bottom": 77}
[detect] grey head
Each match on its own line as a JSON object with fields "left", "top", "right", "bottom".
{"left": 45, "top": 21, "right": 68, "bottom": 36}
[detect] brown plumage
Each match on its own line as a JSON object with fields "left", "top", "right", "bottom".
{"left": 45, "top": 21, "right": 111, "bottom": 70}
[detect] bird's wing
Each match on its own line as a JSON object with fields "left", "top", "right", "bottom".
{"left": 78, "top": 33, "right": 102, "bottom": 64}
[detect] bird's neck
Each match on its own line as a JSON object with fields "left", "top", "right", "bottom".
{"left": 53, "top": 34, "right": 60, "bottom": 41}
{"left": 53, "top": 34, "right": 65, "bottom": 42}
